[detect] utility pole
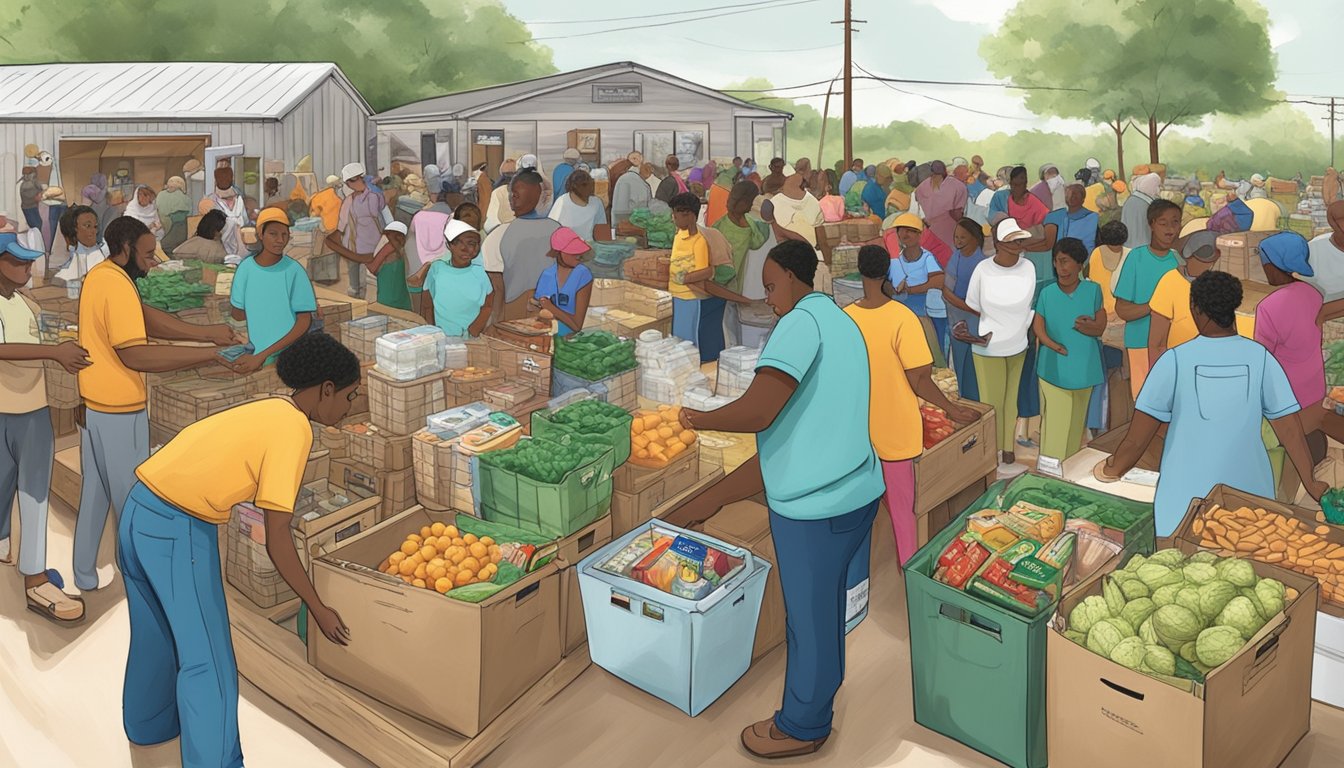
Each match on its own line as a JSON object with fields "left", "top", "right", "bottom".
{"left": 1332, "top": 97, "right": 1337, "bottom": 168}
{"left": 832, "top": 1, "right": 864, "bottom": 169}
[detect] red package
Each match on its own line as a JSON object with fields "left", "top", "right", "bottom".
{"left": 934, "top": 534, "right": 990, "bottom": 590}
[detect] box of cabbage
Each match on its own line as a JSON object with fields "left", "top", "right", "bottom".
{"left": 1047, "top": 539, "right": 1317, "bottom": 768}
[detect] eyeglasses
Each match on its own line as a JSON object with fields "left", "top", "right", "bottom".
{"left": 347, "top": 387, "right": 361, "bottom": 402}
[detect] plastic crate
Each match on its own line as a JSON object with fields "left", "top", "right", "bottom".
{"left": 529, "top": 406, "right": 634, "bottom": 465}
{"left": 904, "top": 476, "right": 1155, "bottom": 768}
{"left": 343, "top": 315, "right": 417, "bottom": 364}
{"left": 578, "top": 521, "right": 771, "bottom": 716}
{"left": 477, "top": 435, "right": 615, "bottom": 538}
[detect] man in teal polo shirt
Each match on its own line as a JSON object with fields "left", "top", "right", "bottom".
{"left": 667, "top": 239, "right": 884, "bottom": 760}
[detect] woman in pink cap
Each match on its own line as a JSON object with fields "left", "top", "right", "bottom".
{"left": 530, "top": 226, "right": 594, "bottom": 337}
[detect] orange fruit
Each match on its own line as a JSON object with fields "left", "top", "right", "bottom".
{"left": 423, "top": 536, "right": 438, "bottom": 550}
{"left": 412, "top": 578, "right": 426, "bottom": 589}
{"left": 449, "top": 549, "right": 466, "bottom": 565}
{"left": 444, "top": 525, "right": 459, "bottom": 539}
{"left": 463, "top": 533, "right": 479, "bottom": 546}
{"left": 452, "top": 537, "right": 466, "bottom": 548}
{"left": 480, "top": 536, "right": 495, "bottom": 547}
{"left": 400, "top": 540, "right": 418, "bottom": 556}
{"left": 407, "top": 533, "right": 422, "bottom": 545}
{"left": 401, "top": 575, "right": 414, "bottom": 584}
{"left": 460, "top": 557, "right": 481, "bottom": 573}
{"left": 389, "top": 551, "right": 406, "bottom": 566}
{"left": 488, "top": 544, "right": 502, "bottom": 561}
{"left": 399, "top": 559, "right": 417, "bottom": 577}
{"left": 435, "top": 538, "right": 451, "bottom": 553}
{"left": 429, "top": 557, "right": 445, "bottom": 570}
{"left": 435, "top": 577, "right": 453, "bottom": 594}
{"left": 419, "top": 545, "right": 436, "bottom": 561}
{"left": 469, "top": 542, "right": 488, "bottom": 560}
{"left": 455, "top": 570, "right": 474, "bottom": 586}
{"left": 431, "top": 522, "right": 447, "bottom": 537}
{"left": 414, "top": 563, "right": 428, "bottom": 580}
{"left": 429, "top": 565, "right": 446, "bottom": 581}
{"left": 420, "top": 526, "right": 433, "bottom": 539}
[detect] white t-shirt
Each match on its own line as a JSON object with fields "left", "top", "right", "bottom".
{"left": 966, "top": 256, "right": 1037, "bottom": 357}
{"left": 548, "top": 194, "right": 607, "bottom": 242}
{"left": 1305, "top": 233, "right": 1344, "bottom": 304}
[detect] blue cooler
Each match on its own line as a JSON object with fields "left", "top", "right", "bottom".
{"left": 578, "top": 521, "right": 772, "bottom": 716}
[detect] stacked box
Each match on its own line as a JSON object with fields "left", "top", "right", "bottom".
{"left": 636, "top": 335, "right": 705, "bottom": 406}
{"left": 715, "top": 346, "right": 760, "bottom": 399}
{"left": 330, "top": 458, "right": 416, "bottom": 521}
{"left": 1214, "top": 230, "right": 1277, "bottom": 283}
{"left": 367, "top": 368, "right": 449, "bottom": 436}
{"left": 830, "top": 244, "right": 861, "bottom": 277}
{"left": 319, "top": 424, "right": 350, "bottom": 460}
{"left": 483, "top": 382, "right": 535, "bottom": 411}
{"left": 316, "top": 298, "right": 353, "bottom": 344}
{"left": 411, "top": 429, "right": 457, "bottom": 511}
{"left": 622, "top": 249, "right": 671, "bottom": 290}
{"left": 551, "top": 368, "right": 638, "bottom": 412}
{"left": 622, "top": 283, "right": 673, "bottom": 320}
{"left": 446, "top": 367, "right": 506, "bottom": 406}
{"left": 342, "top": 315, "right": 417, "bottom": 364}
{"left": 227, "top": 502, "right": 297, "bottom": 608}
{"left": 42, "top": 361, "right": 80, "bottom": 408}
{"left": 590, "top": 278, "right": 627, "bottom": 308}
{"left": 486, "top": 336, "right": 553, "bottom": 396}
{"left": 342, "top": 422, "right": 414, "bottom": 472}
{"left": 150, "top": 376, "right": 251, "bottom": 435}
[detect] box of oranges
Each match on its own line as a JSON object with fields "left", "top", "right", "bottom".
{"left": 310, "top": 507, "right": 562, "bottom": 737}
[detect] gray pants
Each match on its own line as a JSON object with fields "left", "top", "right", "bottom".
{"left": 347, "top": 258, "right": 364, "bottom": 297}
{"left": 723, "top": 301, "right": 742, "bottom": 349}
{"left": 75, "top": 409, "right": 148, "bottom": 591}
{"left": 0, "top": 409, "right": 54, "bottom": 577}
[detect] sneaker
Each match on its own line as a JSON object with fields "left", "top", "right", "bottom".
{"left": 26, "top": 581, "right": 86, "bottom": 624}
{"left": 740, "top": 719, "right": 830, "bottom": 759}
{"left": 1016, "top": 437, "right": 1039, "bottom": 449}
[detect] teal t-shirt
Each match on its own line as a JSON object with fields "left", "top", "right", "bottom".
{"left": 230, "top": 255, "right": 317, "bottom": 360}
{"left": 424, "top": 261, "right": 492, "bottom": 338}
{"left": 1113, "top": 245, "right": 1179, "bottom": 349}
{"left": 1035, "top": 280, "right": 1105, "bottom": 390}
{"left": 755, "top": 293, "right": 885, "bottom": 520}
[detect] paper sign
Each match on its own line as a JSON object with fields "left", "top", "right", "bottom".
{"left": 1037, "top": 455, "right": 1064, "bottom": 478}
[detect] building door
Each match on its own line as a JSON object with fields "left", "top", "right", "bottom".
{"left": 471, "top": 130, "right": 504, "bottom": 183}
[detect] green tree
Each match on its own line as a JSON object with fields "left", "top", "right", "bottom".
{"left": 0, "top": 0, "right": 556, "bottom": 112}
{"left": 981, "top": 0, "right": 1278, "bottom": 167}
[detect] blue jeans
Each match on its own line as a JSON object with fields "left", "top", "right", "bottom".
{"left": 930, "top": 316, "right": 949, "bottom": 362}
{"left": 118, "top": 483, "right": 243, "bottom": 768}
{"left": 1087, "top": 346, "right": 1125, "bottom": 431}
{"left": 770, "top": 497, "right": 881, "bottom": 741}
{"left": 1017, "top": 336, "right": 1041, "bottom": 420}
{"left": 672, "top": 297, "right": 702, "bottom": 344}
{"left": 698, "top": 297, "right": 727, "bottom": 363}
{"left": 949, "top": 337, "right": 979, "bottom": 401}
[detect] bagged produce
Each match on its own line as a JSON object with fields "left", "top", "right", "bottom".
{"left": 1061, "top": 547, "right": 1299, "bottom": 684}
{"left": 481, "top": 433, "right": 610, "bottom": 485}
{"left": 629, "top": 208, "right": 676, "bottom": 248}
{"left": 136, "top": 271, "right": 212, "bottom": 313}
{"left": 553, "top": 330, "right": 637, "bottom": 381}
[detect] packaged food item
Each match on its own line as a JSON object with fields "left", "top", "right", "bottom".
{"left": 630, "top": 538, "right": 676, "bottom": 586}
{"left": 425, "top": 402, "right": 492, "bottom": 440}
{"left": 966, "top": 557, "right": 1055, "bottom": 615}
{"left": 671, "top": 566, "right": 713, "bottom": 600}
{"left": 975, "top": 525, "right": 1021, "bottom": 552}
{"left": 1064, "top": 519, "right": 1123, "bottom": 585}
{"left": 1000, "top": 501, "right": 1065, "bottom": 542}
{"left": 996, "top": 537, "right": 1043, "bottom": 565}
{"left": 933, "top": 533, "right": 991, "bottom": 590}
{"left": 1012, "top": 531, "right": 1076, "bottom": 589}
{"left": 597, "top": 533, "right": 670, "bottom": 577}
{"left": 966, "top": 509, "right": 1004, "bottom": 535}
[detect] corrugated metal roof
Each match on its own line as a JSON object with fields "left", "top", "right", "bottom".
{"left": 0, "top": 62, "right": 372, "bottom": 121}
{"left": 373, "top": 61, "right": 792, "bottom": 122}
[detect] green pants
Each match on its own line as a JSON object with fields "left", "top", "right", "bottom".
{"left": 1262, "top": 418, "right": 1285, "bottom": 491}
{"left": 973, "top": 351, "right": 1025, "bottom": 454}
{"left": 1039, "top": 378, "right": 1092, "bottom": 461}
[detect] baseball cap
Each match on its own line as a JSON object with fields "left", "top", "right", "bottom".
{"left": 384, "top": 221, "right": 408, "bottom": 236}
{"left": 444, "top": 219, "right": 478, "bottom": 243}
{"left": 341, "top": 162, "right": 366, "bottom": 182}
{"left": 995, "top": 218, "right": 1032, "bottom": 242}
{"left": 254, "top": 207, "right": 290, "bottom": 233}
{"left": 550, "top": 227, "right": 590, "bottom": 255}
{"left": 890, "top": 212, "right": 924, "bottom": 232}
{"left": 0, "top": 232, "right": 41, "bottom": 262}
{"left": 519, "top": 154, "right": 540, "bottom": 172}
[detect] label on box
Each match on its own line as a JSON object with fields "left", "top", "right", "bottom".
{"left": 845, "top": 578, "right": 870, "bottom": 622}
{"left": 1036, "top": 454, "right": 1064, "bottom": 478}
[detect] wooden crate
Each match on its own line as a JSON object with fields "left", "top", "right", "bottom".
{"left": 367, "top": 368, "right": 449, "bottom": 436}
{"left": 484, "top": 337, "right": 552, "bottom": 397}
{"left": 42, "top": 361, "right": 79, "bottom": 408}
{"left": 622, "top": 249, "right": 671, "bottom": 290}
{"left": 913, "top": 399, "right": 997, "bottom": 516}
{"left": 149, "top": 376, "right": 252, "bottom": 434}
{"left": 446, "top": 367, "right": 506, "bottom": 407}
{"left": 1215, "top": 230, "right": 1278, "bottom": 284}
{"left": 487, "top": 319, "right": 553, "bottom": 355}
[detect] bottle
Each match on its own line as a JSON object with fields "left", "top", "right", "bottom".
{"left": 671, "top": 565, "right": 711, "bottom": 600}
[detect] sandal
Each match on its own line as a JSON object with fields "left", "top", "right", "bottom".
{"left": 26, "top": 581, "right": 86, "bottom": 624}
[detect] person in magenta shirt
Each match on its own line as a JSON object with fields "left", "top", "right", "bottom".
{"left": 1255, "top": 232, "right": 1327, "bottom": 464}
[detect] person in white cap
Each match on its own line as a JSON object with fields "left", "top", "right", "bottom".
{"left": 325, "top": 161, "right": 394, "bottom": 298}
{"left": 1085, "top": 157, "right": 1102, "bottom": 186}
{"left": 1247, "top": 173, "right": 1269, "bottom": 200}
{"left": 960, "top": 218, "right": 1038, "bottom": 474}
{"left": 408, "top": 219, "right": 493, "bottom": 338}
{"left": 367, "top": 221, "right": 412, "bottom": 311}
{"left": 554, "top": 148, "right": 583, "bottom": 197}
{"left": 518, "top": 153, "right": 553, "bottom": 212}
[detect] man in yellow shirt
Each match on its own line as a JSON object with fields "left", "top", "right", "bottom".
{"left": 73, "top": 217, "right": 239, "bottom": 593}
{"left": 1147, "top": 231, "right": 1235, "bottom": 366}
{"left": 844, "top": 245, "right": 979, "bottom": 565}
{"left": 668, "top": 192, "right": 714, "bottom": 343}
{"left": 308, "top": 174, "right": 343, "bottom": 232}
{"left": 119, "top": 332, "right": 355, "bottom": 768}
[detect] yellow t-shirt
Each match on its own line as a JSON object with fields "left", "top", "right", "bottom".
{"left": 1148, "top": 270, "right": 1255, "bottom": 348}
{"left": 1245, "top": 198, "right": 1282, "bottom": 232}
{"left": 78, "top": 260, "right": 148, "bottom": 413}
{"left": 1087, "top": 245, "right": 1130, "bottom": 314}
{"left": 1083, "top": 183, "right": 1104, "bottom": 214}
{"left": 669, "top": 229, "right": 710, "bottom": 300}
{"left": 136, "top": 397, "right": 314, "bottom": 525}
{"left": 843, "top": 300, "right": 933, "bottom": 461}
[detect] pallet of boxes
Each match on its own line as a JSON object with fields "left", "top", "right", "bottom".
{"left": 586, "top": 279, "right": 674, "bottom": 339}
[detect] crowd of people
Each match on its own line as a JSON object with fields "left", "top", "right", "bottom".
{"left": 6, "top": 142, "right": 1344, "bottom": 765}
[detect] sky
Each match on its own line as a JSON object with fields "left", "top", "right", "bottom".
{"left": 497, "top": 0, "right": 1340, "bottom": 141}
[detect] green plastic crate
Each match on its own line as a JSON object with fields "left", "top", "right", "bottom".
{"left": 905, "top": 475, "right": 1155, "bottom": 768}
{"left": 529, "top": 407, "right": 633, "bottom": 465}
{"left": 477, "top": 436, "right": 615, "bottom": 538}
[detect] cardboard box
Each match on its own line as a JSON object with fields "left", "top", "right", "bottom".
{"left": 1173, "top": 484, "right": 1344, "bottom": 619}
{"left": 557, "top": 515, "right": 614, "bottom": 657}
{"left": 341, "top": 423, "right": 414, "bottom": 472}
{"left": 308, "top": 507, "right": 562, "bottom": 738}
{"left": 915, "top": 400, "right": 996, "bottom": 516}
{"left": 302, "top": 449, "right": 331, "bottom": 486}
{"left": 52, "top": 446, "right": 81, "bottom": 510}
{"left": 913, "top": 471, "right": 994, "bottom": 552}
{"left": 702, "top": 500, "right": 784, "bottom": 661}
{"left": 612, "top": 467, "right": 725, "bottom": 537}
{"left": 1047, "top": 540, "right": 1318, "bottom": 768}
{"left": 331, "top": 459, "right": 416, "bottom": 521}
{"left": 610, "top": 450, "right": 702, "bottom": 535}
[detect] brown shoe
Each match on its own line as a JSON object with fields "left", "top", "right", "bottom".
{"left": 741, "top": 718, "right": 830, "bottom": 759}
{"left": 26, "top": 582, "right": 86, "bottom": 624}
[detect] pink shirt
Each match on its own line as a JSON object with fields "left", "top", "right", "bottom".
{"left": 1008, "top": 193, "right": 1049, "bottom": 228}
{"left": 1254, "top": 281, "right": 1325, "bottom": 408}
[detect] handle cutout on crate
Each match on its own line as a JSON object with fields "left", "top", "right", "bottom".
{"left": 1101, "top": 678, "right": 1145, "bottom": 701}
{"left": 611, "top": 592, "right": 631, "bottom": 611}
{"left": 642, "top": 602, "right": 664, "bottom": 622}
{"left": 960, "top": 434, "right": 979, "bottom": 453}
{"left": 733, "top": 594, "right": 746, "bottom": 607}
{"left": 938, "top": 602, "right": 1002, "bottom": 642}
{"left": 514, "top": 582, "right": 540, "bottom": 604}
{"left": 578, "top": 530, "right": 596, "bottom": 553}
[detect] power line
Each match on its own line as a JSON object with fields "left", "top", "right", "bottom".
{"left": 678, "top": 37, "right": 840, "bottom": 54}
{"left": 860, "top": 73, "right": 1086, "bottom": 93}
{"left": 855, "top": 63, "right": 1032, "bottom": 120}
{"left": 515, "top": 0, "right": 824, "bottom": 43}
{"left": 526, "top": 0, "right": 803, "bottom": 25}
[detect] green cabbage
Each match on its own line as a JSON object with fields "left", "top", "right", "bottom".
{"left": 1196, "top": 625, "right": 1245, "bottom": 668}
